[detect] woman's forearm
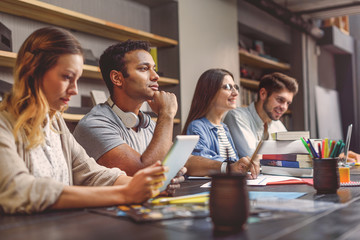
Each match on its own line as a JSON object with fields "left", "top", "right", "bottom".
{"left": 50, "top": 185, "right": 127, "bottom": 209}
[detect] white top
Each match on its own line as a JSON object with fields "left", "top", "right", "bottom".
{"left": 215, "top": 125, "right": 237, "bottom": 160}
{"left": 223, "top": 102, "right": 287, "bottom": 158}
{"left": 29, "top": 115, "right": 69, "bottom": 185}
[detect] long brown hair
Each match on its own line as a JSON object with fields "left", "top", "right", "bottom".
{"left": 182, "top": 68, "right": 234, "bottom": 134}
{"left": 0, "top": 27, "right": 83, "bottom": 149}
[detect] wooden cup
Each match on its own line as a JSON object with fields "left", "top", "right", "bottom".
{"left": 313, "top": 158, "right": 340, "bottom": 194}
{"left": 210, "top": 173, "right": 249, "bottom": 234}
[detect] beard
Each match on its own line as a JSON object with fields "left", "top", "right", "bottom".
{"left": 263, "top": 98, "right": 282, "bottom": 121}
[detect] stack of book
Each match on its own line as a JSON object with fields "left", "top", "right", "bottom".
{"left": 259, "top": 131, "right": 313, "bottom": 178}
{"left": 260, "top": 153, "right": 312, "bottom": 168}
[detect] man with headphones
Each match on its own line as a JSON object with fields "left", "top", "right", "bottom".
{"left": 73, "top": 40, "right": 183, "bottom": 194}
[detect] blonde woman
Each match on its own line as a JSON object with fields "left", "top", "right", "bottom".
{"left": 0, "top": 27, "right": 167, "bottom": 214}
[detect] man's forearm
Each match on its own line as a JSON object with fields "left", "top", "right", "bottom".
{"left": 141, "top": 113, "right": 174, "bottom": 165}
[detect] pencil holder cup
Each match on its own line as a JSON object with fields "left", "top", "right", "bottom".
{"left": 313, "top": 158, "right": 340, "bottom": 194}
{"left": 209, "top": 173, "right": 249, "bottom": 234}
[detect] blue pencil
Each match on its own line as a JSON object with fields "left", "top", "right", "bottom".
{"left": 307, "top": 139, "right": 319, "bottom": 158}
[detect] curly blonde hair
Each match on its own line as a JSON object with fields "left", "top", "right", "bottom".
{"left": 0, "top": 27, "right": 83, "bottom": 149}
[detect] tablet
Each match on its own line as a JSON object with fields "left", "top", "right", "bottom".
{"left": 159, "top": 135, "right": 199, "bottom": 192}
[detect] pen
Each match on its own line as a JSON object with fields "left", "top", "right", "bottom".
{"left": 328, "top": 140, "right": 336, "bottom": 158}
{"left": 338, "top": 142, "right": 345, "bottom": 157}
{"left": 249, "top": 139, "right": 263, "bottom": 171}
{"left": 324, "top": 138, "right": 329, "bottom": 158}
{"left": 226, "top": 148, "right": 231, "bottom": 174}
{"left": 330, "top": 141, "right": 340, "bottom": 158}
{"left": 318, "top": 143, "right": 322, "bottom": 159}
{"left": 301, "top": 137, "right": 313, "bottom": 158}
{"left": 321, "top": 139, "right": 325, "bottom": 158}
{"left": 307, "top": 139, "right": 319, "bottom": 158}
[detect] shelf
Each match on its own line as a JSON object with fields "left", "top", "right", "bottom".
{"left": 239, "top": 49, "right": 290, "bottom": 71}
{"left": 62, "top": 113, "right": 84, "bottom": 122}
{"left": 0, "top": 50, "right": 179, "bottom": 86}
{"left": 81, "top": 64, "right": 179, "bottom": 86}
{"left": 240, "top": 78, "right": 259, "bottom": 91}
{"left": 0, "top": 50, "right": 16, "bottom": 67}
{"left": 0, "top": 0, "right": 177, "bottom": 47}
{"left": 62, "top": 112, "right": 180, "bottom": 124}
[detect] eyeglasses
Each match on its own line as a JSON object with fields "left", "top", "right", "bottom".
{"left": 221, "top": 83, "right": 240, "bottom": 92}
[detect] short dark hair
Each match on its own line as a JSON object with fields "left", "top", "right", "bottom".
{"left": 99, "top": 39, "right": 150, "bottom": 95}
{"left": 258, "top": 72, "right": 298, "bottom": 98}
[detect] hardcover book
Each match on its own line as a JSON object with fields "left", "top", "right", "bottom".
{"left": 260, "top": 159, "right": 312, "bottom": 168}
{"left": 261, "top": 165, "right": 313, "bottom": 178}
{"left": 258, "top": 140, "right": 310, "bottom": 155}
{"left": 261, "top": 153, "right": 311, "bottom": 162}
{"left": 271, "top": 131, "right": 310, "bottom": 141}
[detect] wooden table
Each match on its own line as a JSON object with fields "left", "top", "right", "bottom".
{"left": 2, "top": 168, "right": 360, "bottom": 240}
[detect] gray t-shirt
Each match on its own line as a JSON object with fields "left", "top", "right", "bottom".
{"left": 73, "top": 103, "right": 155, "bottom": 161}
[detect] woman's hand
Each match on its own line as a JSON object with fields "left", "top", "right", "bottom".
{"left": 339, "top": 150, "right": 360, "bottom": 164}
{"left": 123, "top": 161, "right": 167, "bottom": 204}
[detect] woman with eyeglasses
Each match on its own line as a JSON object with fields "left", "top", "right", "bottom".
{"left": 182, "top": 69, "right": 259, "bottom": 177}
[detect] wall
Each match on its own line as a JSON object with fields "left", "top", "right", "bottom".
{"left": 178, "top": 0, "right": 239, "bottom": 129}
{"left": 305, "top": 35, "right": 319, "bottom": 137}
{"left": 318, "top": 48, "right": 336, "bottom": 89}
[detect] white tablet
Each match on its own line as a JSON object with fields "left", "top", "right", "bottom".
{"left": 159, "top": 135, "right": 199, "bottom": 192}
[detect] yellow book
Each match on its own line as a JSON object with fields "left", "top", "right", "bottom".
{"left": 149, "top": 47, "right": 158, "bottom": 71}
{"left": 151, "top": 192, "right": 209, "bottom": 205}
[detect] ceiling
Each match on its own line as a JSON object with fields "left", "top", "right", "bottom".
{"left": 272, "top": 0, "right": 360, "bottom": 19}
{"left": 243, "top": 0, "right": 360, "bottom": 38}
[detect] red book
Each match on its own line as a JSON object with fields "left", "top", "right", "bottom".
{"left": 267, "top": 178, "right": 313, "bottom": 186}
{"left": 261, "top": 153, "right": 311, "bottom": 162}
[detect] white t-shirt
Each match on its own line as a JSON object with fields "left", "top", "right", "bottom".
{"left": 224, "top": 102, "right": 287, "bottom": 158}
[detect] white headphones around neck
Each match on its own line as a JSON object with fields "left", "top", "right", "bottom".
{"left": 106, "top": 98, "right": 151, "bottom": 129}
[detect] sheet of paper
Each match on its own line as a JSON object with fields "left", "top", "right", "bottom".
{"left": 247, "top": 175, "right": 301, "bottom": 186}
{"left": 187, "top": 176, "right": 211, "bottom": 180}
{"left": 201, "top": 182, "right": 211, "bottom": 188}
{"left": 200, "top": 175, "right": 301, "bottom": 188}
{"left": 251, "top": 198, "right": 344, "bottom": 213}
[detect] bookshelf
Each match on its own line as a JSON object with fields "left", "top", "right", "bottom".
{"left": 0, "top": 50, "right": 179, "bottom": 86}
{"left": 0, "top": 0, "right": 181, "bottom": 126}
{"left": 239, "top": 49, "right": 290, "bottom": 71}
{"left": 0, "top": 0, "right": 177, "bottom": 47}
{"left": 240, "top": 78, "right": 259, "bottom": 90}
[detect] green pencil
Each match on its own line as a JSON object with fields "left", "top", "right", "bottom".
{"left": 301, "top": 137, "right": 313, "bottom": 158}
